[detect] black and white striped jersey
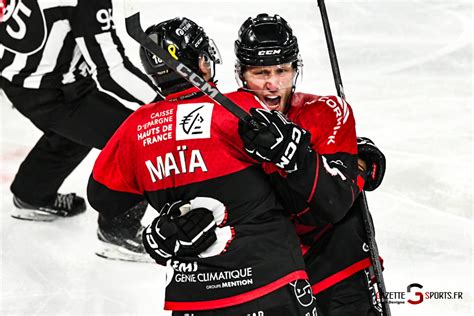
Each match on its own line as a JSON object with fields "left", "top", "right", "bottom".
{"left": 0, "top": 0, "right": 158, "bottom": 106}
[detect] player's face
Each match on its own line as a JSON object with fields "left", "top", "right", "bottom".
{"left": 243, "top": 63, "right": 295, "bottom": 113}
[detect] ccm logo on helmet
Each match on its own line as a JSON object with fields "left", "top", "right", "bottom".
{"left": 258, "top": 49, "right": 281, "bottom": 56}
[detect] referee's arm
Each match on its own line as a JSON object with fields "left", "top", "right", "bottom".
{"left": 71, "top": 0, "right": 160, "bottom": 106}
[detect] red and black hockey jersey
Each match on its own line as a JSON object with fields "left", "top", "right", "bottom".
{"left": 263, "top": 92, "right": 362, "bottom": 226}
{"left": 88, "top": 87, "right": 307, "bottom": 311}
{"left": 261, "top": 92, "right": 370, "bottom": 292}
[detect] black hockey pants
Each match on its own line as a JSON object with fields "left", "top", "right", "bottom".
{"left": 316, "top": 269, "right": 380, "bottom": 316}
{"left": 172, "top": 280, "right": 320, "bottom": 316}
{"left": 1, "top": 77, "right": 132, "bottom": 206}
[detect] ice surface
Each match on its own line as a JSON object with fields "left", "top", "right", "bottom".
{"left": 1, "top": 0, "right": 472, "bottom": 315}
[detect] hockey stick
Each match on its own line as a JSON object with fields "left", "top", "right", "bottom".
{"left": 316, "top": 1, "right": 391, "bottom": 315}
{"left": 125, "top": 12, "right": 260, "bottom": 130}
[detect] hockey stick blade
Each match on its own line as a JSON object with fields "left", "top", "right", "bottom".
{"left": 125, "top": 13, "right": 260, "bottom": 129}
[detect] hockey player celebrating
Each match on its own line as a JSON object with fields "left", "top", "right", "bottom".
{"left": 234, "top": 14, "right": 386, "bottom": 315}
{"left": 0, "top": 0, "right": 160, "bottom": 260}
{"left": 140, "top": 12, "right": 387, "bottom": 315}
{"left": 87, "top": 17, "right": 320, "bottom": 315}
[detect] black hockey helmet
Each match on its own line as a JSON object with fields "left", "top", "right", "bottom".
{"left": 235, "top": 13, "right": 300, "bottom": 67}
{"left": 140, "top": 17, "right": 222, "bottom": 95}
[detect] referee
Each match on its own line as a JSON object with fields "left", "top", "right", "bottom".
{"left": 0, "top": 0, "right": 159, "bottom": 261}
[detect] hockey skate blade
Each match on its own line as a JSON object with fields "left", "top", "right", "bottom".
{"left": 95, "top": 240, "right": 154, "bottom": 263}
{"left": 11, "top": 208, "right": 58, "bottom": 222}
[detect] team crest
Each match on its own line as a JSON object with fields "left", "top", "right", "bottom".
{"left": 290, "top": 279, "right": 315, "bottom": 307}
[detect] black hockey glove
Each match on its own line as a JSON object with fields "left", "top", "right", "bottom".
{"left": 143, "top": 200, "right": 217, "bottom": 265}
{"left": 357, "top": 137, "right": 386, "bottom": 191}
{"left": 239, "top": 108, "right": 312, "bottom": 173}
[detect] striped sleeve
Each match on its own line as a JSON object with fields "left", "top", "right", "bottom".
{"left": 71, "top": 0, "right": 158, "bottom": 106}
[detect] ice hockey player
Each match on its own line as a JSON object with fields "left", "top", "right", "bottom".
{"left": 235, "top": 13, "right": 387, "bottom": 315}
{"left": 87, "top": 17, "right": 320, "bottom": 315}
{"left": 0, "top": 0, "right": 160, "bottom": 260}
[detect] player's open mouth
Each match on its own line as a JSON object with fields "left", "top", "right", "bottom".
{"left": 264, "top": 95, "right": 281, "bottom": 108}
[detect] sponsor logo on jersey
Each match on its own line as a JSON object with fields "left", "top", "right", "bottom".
{"left": 176, "top": 102, "right": 214, "bottom": 140}
{"left": 318, "top": 96, "right": 350, "bottom": 145}
{"left": 166, "top": 260, "right": 199, "bottom": 289}
{"left": 171, "top": 260, "right": 198, "bottom": 273}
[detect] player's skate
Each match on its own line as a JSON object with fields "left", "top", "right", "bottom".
{"left": 95, "top": 201, "right": 153, "bottom": 263}
{"left": 12, "top": 193, "right": 86, "bottom": 221}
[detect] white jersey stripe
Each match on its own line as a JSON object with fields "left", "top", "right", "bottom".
{"left": 95, "top": 32, "right": 156, "bottom": 104}
{"left": 39, "top": 0, "right": 77, "bottom": 10}
{"left": 23, "top": 20, "right": 71, "bottom": 89}
{"left": 76, "top": 36, "right": 139, "bottom": 110}
{"left": 1, "top": 0, "right": 154, "bottom": 105}
{"left": 1, "top": 53, "right": 28, "bottom": 82}
{"left": 62, "top": 44, "right": 84, "bottom": 85}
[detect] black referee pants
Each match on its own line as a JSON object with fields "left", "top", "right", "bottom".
{"left": 1, "top": 78, "right": 133, "bottom": 206}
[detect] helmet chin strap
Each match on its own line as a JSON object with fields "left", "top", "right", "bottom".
{"left": 281, "top": 67, "right": 300, "bottom": 113}
{"left": 284, "top": 91, "right": 295, "bottom": 114}
{"left": 210, "top": 62, "right": 217, "bottom": 82}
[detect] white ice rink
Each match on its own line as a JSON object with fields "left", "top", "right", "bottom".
{"left": 1, "top": 0, "right": 472, "bottom": 315}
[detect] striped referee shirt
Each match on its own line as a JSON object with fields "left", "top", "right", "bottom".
{"left": 0, "top": 0, "right": 158, "bottom": 106}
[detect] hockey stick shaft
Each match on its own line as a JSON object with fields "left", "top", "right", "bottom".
{"left": 125, "top": 13, "right": 260, "bottom": 129}
{"left": 316, "top": 1, "right": 391, "bottom": 315}
{"left": 317, "top": 0, "right": 345, "bottom": 100}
